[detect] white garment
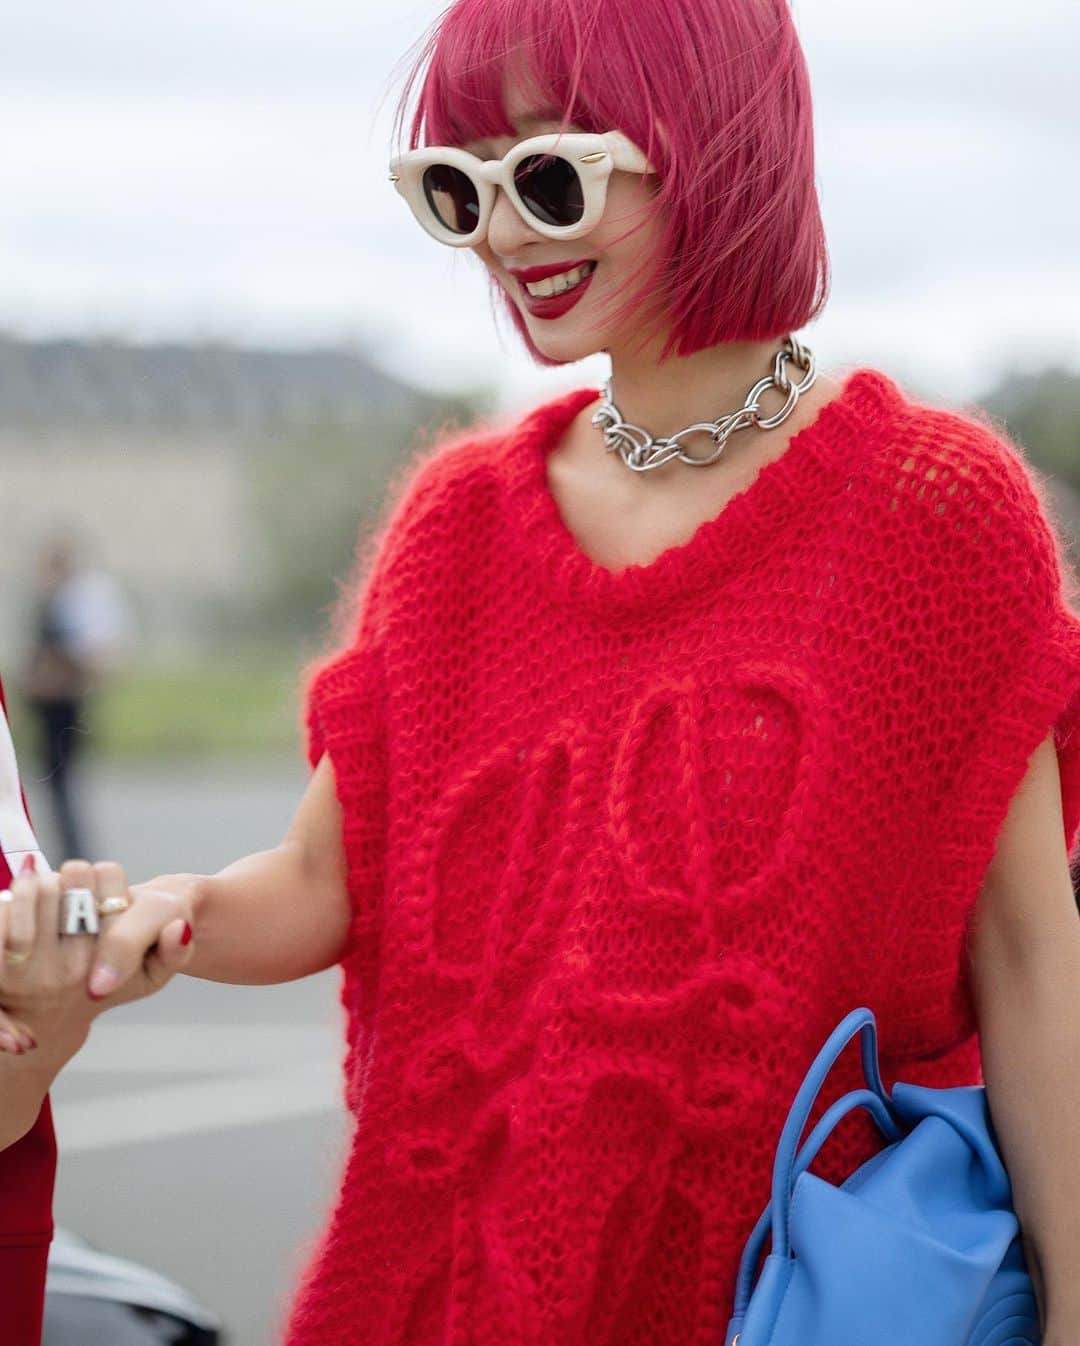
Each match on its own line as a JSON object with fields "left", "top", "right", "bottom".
{"left": 0, "top": 683, "right": 51, "bottom": 878}
{"left": 50, "top": 569, "right": 137, "bottom": 671}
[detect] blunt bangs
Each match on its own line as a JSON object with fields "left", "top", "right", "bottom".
{"left": 389, "top": 0, "right": 829, "bottom": 368}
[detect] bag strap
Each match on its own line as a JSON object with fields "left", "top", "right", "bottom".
{"left": 732, "top": 1007, "right": 907, "bottom": 1311}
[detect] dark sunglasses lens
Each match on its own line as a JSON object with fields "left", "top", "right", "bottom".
{"left": 422, "top": 164, "right": 480, "bottom": 235}
{"left": 514, "top": 153, "right": 584, "bottom": 227}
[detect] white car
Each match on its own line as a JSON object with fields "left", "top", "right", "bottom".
{"left": 44, "top": 1226, "right": 223, "bottom": 1345}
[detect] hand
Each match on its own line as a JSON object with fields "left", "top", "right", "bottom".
{"left": 83, "top": 871, "right": 197, "bottom": 1008}
{"left": 0, "top": 857, "right": 195, "bottom": 1051}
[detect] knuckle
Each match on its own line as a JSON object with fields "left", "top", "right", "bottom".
{"left": 146, "top": 889, "right": 182, "bottom": 918}
{"left": 99, "top": 932, "right": 143, "bottom": 969}
{"left": 60, "top": 859, "right": 93, "bottom": 884}
{"left": 6, "top": 890, "right": 33, "bottom": 917}
{"left": 60, "top": 939, "right": 95, "bottom": 971}
{"left": 93, "top": 860, "right": 127, "bottom": 883}
{"left": 6, "top": 914, "right": 35, "bottom": 944}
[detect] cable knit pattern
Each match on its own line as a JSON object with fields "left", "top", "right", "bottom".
{"left": 282, "top": 367, "right": 1080, "bottom": 1346}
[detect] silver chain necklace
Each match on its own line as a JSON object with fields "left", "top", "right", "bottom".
{"left": 592, "top": 334, "right": 817, "bottom": 472}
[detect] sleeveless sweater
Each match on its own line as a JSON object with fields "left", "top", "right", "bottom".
{"left": 282, "top": 367, "right": 1080, "bottom": 1346}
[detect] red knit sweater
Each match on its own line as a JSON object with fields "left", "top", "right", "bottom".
{"left": 283, "top": 366, "right": 1080, "bottom": 1346}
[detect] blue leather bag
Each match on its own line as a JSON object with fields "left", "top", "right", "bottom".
{"left": 725, "top": 1006, "right": 1041, "bottom": 1346}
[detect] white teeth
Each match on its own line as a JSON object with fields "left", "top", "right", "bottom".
{"left": 524, "top": 262, "right": 595, "bottom": 297}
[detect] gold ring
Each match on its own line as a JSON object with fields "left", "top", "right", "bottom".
{"left": 3, "top": 949, "right": 31, "bottom": 966}
{"left": 96, "top": 895, "right": 132, "bottom": 917}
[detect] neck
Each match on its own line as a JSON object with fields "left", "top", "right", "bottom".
{"left": 601, "top": 337, "right": 789, "bottom": 441}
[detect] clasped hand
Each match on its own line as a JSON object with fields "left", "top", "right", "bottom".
{"left": 0, "top": 856, "right": 195, "bottom": 1053}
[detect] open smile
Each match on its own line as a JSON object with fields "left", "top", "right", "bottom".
{"left": 514, "top": 261, "right": 598, "bottom": 319}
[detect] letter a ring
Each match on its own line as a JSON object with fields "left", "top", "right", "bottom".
{"left": 59, "top": 886, "right": 101, "bottom": 936}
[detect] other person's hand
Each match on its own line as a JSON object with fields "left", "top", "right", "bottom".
{"left": 0, "top": 856, "right": 195, "bottom": 1053}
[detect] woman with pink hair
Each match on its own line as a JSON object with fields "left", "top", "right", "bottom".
{"left": 8, "top": 1, "right": 1080, "bottom": 1341}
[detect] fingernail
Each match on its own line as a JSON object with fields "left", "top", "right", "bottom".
{"left": 180, "top": 922, "right": 193, "bottom": 946}
{"left": 0, "top": 1033, "right": 18, "bottom": 1053}
{"left": 88, "top": 965, "right": 120, "bottom": 999}
{"left": 19, "top": 854, "right": 36, "bottom": 876}
{"left": 19, "top": 1032, "right": 36, "bottom": 1051}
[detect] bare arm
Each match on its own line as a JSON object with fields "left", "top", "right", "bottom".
{"left": 969, "top": 730, "right": 1080, "bottom": 1341}
{"left": 143, "top": 753, "right": 352, "bottom": 986}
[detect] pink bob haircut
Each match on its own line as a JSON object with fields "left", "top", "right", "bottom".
{"left": 388, "top": 0, "right": 830, "bottom": 368}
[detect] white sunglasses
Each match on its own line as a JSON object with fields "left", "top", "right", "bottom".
{"left": 388, "top": 130, "right": 657, "bottom": 247}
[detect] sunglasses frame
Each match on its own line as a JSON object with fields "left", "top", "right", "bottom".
{"left": 388, "top": 130, "right": 657, "bottom": 247}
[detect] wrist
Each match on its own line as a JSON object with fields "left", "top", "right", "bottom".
{"left": 136, "top": 872, "right": 208, "bottom": 925}
{"left": 23, "top": 1002, "right": 94, "bottom": 1067}
{"left": 34, "top": 1017, "right": 92, "bottom": 1078}
{"left": 0, "top": 1014, "right": 92, "bottom": 1145}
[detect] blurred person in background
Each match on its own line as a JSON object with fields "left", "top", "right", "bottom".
{"left": 19, "top": 532, "right": 136, "bottom": 861}
{"left": 0, "top": 668, "right": 197, "bottom": 1346}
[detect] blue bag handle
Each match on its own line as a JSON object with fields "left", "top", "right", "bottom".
{"left": 732, "top": 1007, "right": 908, "bottom": 1314}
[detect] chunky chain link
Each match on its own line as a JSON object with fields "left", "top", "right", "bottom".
{"left": 592, "top": 334, "right": 817, "bottom": 472}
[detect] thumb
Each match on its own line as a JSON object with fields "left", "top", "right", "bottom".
{"left": 141, "top": 917, "right": 195, "bottom": 992}
{"left": 91, "top": 918, "right": 195, "bottom": 1011}
{"left": 149, "top": 915, "right": 193, "bottom": 979}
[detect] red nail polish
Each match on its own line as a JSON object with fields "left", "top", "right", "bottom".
{"left": 19, "top": 854, "right": 36, "bottom": 876}
{"left": 180, "top": 922, "right": 193, "bottom": 946}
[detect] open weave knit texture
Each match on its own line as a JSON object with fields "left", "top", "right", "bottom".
{"left": 283, "top": 366, "right": 1080, "bottom": 1346}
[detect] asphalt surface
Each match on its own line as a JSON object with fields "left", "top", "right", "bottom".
{"left": 24, "top": 753, "right": 350, "bottom": 1346}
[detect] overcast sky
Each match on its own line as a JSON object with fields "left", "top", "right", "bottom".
{"left": 3, "top": 0, "right": 1078, "bottom": 415}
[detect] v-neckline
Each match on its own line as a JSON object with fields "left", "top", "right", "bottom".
{"left": 499, "top": 366, "right": 903, "bottom": 622}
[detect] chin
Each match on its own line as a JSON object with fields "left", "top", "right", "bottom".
{"left": 530, "top": 334, "right": 604, "bottom": 365}
{"left": 526, "top": 316, "right": 608, "bottom": 353}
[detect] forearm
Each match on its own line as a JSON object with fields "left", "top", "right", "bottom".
{"left": 974, "top": 930, "right": 1080, "bottom": 1334}
{"left": 148, "top": 839, "right": 350, "bottom": 986}
{"left": 0, "top": 1019, "right": 89, "bottom": 1150}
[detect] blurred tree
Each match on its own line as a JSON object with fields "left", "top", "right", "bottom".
{"left": 976, "top": 365, "right": 1080, "bottom": 576}
{"left": 243, "top": 388, "right": 492, "bottom": 644}
{"left": 978, "top": 365, "right": 1080, "bottom": 492}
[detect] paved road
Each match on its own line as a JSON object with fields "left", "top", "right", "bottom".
{"left": 24, "top": 754, "right": 351, "bottom": 1346}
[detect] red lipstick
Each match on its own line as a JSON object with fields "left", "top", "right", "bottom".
{"left": 511, "top": 260, "right": 597, "bottom": 320}
{"left": 507, "top": 259, "right": 596, "bottom": 282}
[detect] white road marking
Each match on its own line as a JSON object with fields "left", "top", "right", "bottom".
{"left": 50, "top": 1023, "right": 347, "bottom": 1153}
{"left": 52, "top": 1060, "right": 344, "bottom": 1153}
{"left": 62, "top": 1022, "right": 341, "bottom": 1074}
